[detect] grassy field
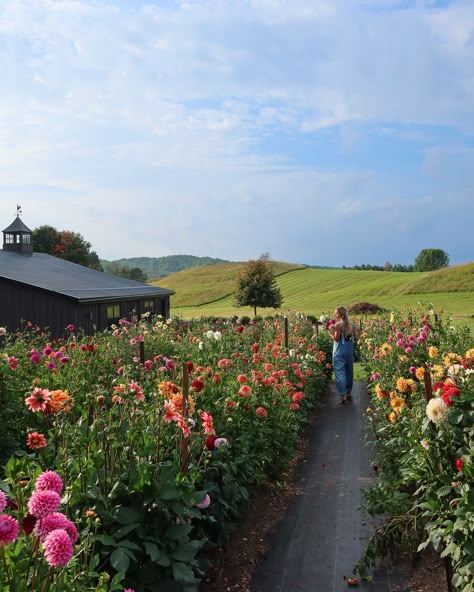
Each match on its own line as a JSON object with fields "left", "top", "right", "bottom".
{"left": 153, "top": 262, "right": 474, "bottom": 332}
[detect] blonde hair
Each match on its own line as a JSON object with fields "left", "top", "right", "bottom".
{"left": 335, "top": 306, "right": 352, "bottom": 338}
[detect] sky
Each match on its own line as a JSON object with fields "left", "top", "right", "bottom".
{"left": 1, "top": 0, "right": 473, "bottom": 268}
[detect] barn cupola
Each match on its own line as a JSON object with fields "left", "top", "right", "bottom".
{"left": 2, "top": 205, "right": 33, "bottom": 255}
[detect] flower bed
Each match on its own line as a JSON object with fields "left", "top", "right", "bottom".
{"left": 355, "top": 307, "right": 473, "bottom": 592}
{"left": 0, "top": 313, "right": 332, "bottom": 592}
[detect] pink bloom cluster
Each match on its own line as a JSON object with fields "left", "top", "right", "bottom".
{"left": 3, "top": 471, "right": 77, "bottom": 567}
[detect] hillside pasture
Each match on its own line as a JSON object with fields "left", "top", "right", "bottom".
{"left": 152, "top": 261, "right": 306, "bottom": 307}
{"left": 163, "top": 264, "right": 474, "bottom": 331}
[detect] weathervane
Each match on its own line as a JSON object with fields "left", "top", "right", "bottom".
{"left": 16, "top": 204, "right": 22, "bottom": 217}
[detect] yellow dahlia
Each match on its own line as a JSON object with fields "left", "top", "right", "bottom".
{"left": 388, "top": 411, "right": 397, "bottom": 423}
{"left": 398, "top": 355, "right": 408, "bottom": 363}
{"left": 405, "top": 379, "right": 417, "bottom": 393}
{"left": 465, "top": 348, "right": 474, "bottom": 359}
{"left": 431, "top": 364, "right": 444, "bottom": 379}
{"left": 443, "top": 352, "right": 462, "bottom": 367}
{"left": 396, "top": 377, "right": 410, "bottom": 393}
{"left": 379, "top": 343, "right": 393, "bottom": 356}
{"left": 390, "top": 397, "right": 405, "bottom": 413}
{"left": 415, "top": 367, "right": 425, "bottom": 381}
{"left": 428, "top": 346, "right": 438, "bottom": 359}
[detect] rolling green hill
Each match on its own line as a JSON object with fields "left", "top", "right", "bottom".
{"left": 101, "top": 254, "right": 229, "bottom": 279}
{"left": 154, "top": 262, "right": 474, "bottom": 329}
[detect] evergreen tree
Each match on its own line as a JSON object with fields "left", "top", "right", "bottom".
{"left": 234, "top": 254, "right": 283, "bottom": 317}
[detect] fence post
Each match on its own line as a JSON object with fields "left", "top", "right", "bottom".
{"left": 284, "top": 316, "right": 289, "bottom": 351}
{"left": 180, "top": 362, "right": 190, "bottom": 472}
{"left": 139, "top": 341, "right": 145, "bottom": 365}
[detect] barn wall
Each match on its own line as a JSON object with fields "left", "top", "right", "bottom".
{"left": 0, "top": 279, "right": 171, "bottom": 337}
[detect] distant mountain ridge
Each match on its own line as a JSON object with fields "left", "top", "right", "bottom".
{"left": 100, "top": 255, "right": 229, "bottom": 279}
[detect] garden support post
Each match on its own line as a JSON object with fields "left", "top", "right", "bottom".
{"left": 180, "top": 362, "right": 190, "bottom": 473}
{"left": 284, "top": 316, "right": 288, "bottom": 351}
{"left": 139, "top": 341, "right": 145, "bottom": 365}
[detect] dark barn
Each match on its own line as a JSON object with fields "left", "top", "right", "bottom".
{"left": 0, "top": 214, "right": 174, "bottom": 337}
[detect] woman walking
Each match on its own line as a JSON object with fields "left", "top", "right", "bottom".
{"left": 327, "top": 306, "right": 358, "bottom": 404}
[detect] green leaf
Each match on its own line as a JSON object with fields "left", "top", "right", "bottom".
{"left": 158, "top": 483, "right": 182, "bottom": 500}
{"left": 170, "top": 541, "right": 200, "bottom": 562}
{"left": 164, "top": 523, "right": 192, "bottom": 541}
{"left": 112, "top": 523, "right": 141, "bottom": 539}
{"left": 115, "top": 506, "right": 142, "bottom": 524}
{"left": 94, "top": 534, "right": 117, "bottom": 547}
{"left": 436, "top": 485, "right": 452, "bottom": 497}
{"left": 172, "top": 561, "right": 199, "bottom": 585}
{"left": 118, "top": 540, "right": 141, "bottom": 551}
{"left": 110, "top": 548, "right": 130, "bottom": 573}
{"left": 144, "top": 541, "right": 160, "bottom": 561}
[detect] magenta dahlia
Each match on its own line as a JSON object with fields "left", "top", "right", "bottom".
{"left": 34, "top": 512, "right": 78, "bottom": 543}
{"left": 27, "top": 491, "right": 61, "bottom": 518}
{"left": 43, "top": 528, "right": 74, "bottom": 567}
{"left": 0, "top": 514, "right": 19, "bottom": 545}
{"left": 35, "top": 470, "right": 64, "bottom": 495}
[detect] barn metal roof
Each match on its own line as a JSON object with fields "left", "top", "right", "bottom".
{"left": 0, "top": 251, "right": 174, "bottom": 302}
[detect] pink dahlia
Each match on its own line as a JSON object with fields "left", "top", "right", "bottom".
{"left": 34, "top": 512, "right": 78, "bottom": 543}
{"left": 27, "top": 490, "right": 61, "bottom": 518}
{"left": 35, "top": 470, "right": 63, "bottom": 495}
{"left": 0, "top": 514, "right": 19, "bottom": 545}
{"left": 25, "top": 387, "right": 51, "bottom": 412}
{"left": 43, "top": 528, "right": 74, "bottom": 567}
{"left": 0, "top": 491, "right": 7, "bottom": 513}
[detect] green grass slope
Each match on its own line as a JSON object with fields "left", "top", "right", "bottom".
{"left": 151, "top": 261, "right": 306, "bottom": 307}
{"left": 157, "top": 262, "right": 474, "bottom": 330}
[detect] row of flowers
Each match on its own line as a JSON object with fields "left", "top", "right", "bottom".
{"left": 356, "top": 306, "right": 473, "bottom": 592}
{"left": 0, "top": 312, "right": 332, "bottom": 591}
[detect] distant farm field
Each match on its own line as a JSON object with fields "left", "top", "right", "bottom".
{"left": 153, "top": 262, "right": 474, "bottom": 331}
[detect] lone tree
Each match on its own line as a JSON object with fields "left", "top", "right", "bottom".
{"left": 414, "top": 248, "right": 450, "bottom": 272}
{"left": 234, "top": 254, "right": 283, "bottom": 317}
{"left": 32, "top": 225, "right": 102, "bottom": 270}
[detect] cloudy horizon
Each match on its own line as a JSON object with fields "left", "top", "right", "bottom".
{"left": 1, "top": 0, "right": 473, "bottom": 268}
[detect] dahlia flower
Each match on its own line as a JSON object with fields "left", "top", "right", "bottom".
{"left": 426, "top": 398, "right": 449, "bottom": 425}
{"left": 35, "top": 470, "right": 64, "bottom": 495}
{"left": 43, "top": 528, "right": 74, "bottom": 567}
{"left": 27, "top": 491, "right": 61, "bottom": 517}
{"left": 0, "top": 514, "right": 19, "bottom": 545}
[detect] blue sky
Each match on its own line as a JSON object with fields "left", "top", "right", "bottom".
{"left": 1, "top": 0, "right": 473, "bottom": 267}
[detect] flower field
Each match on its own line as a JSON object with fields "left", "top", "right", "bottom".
{"left": 0, "top": 313, "right": 332, "bottom": 592}
{"left": 356, "top": 307, "right": 474, "bottom": 592}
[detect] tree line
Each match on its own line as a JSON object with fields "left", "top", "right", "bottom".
{"left": 345, "top": 249, "right": 450, "bottom": 273}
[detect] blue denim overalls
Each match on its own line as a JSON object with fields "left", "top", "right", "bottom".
{"left": 332, "top": 321, "right": 354, "bottom": 399}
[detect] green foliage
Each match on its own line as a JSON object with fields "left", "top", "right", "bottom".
{"left": 0, "top": 311, "right": 330, "bottom": 591}
{"left": 32, "top": 225, "right": 102, "bottom": 270}
{"left": 414, "top": 248, "right": 450, "bottom": 272}
{"left": 104, "top": 262, "right": 149, "bottom": 283}
{"left": 234, "top": 254, "right": 283, "bottom": 316}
